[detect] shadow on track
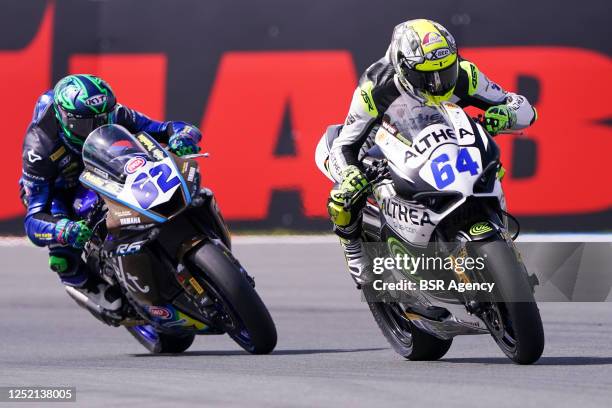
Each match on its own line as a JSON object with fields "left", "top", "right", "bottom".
{"left": 131, "top": 347, "right": 387, "bottom": 357}
{"left": 441, "top": 356, "right": 612, "bottom": 366}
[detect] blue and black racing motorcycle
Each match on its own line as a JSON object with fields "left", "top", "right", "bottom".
{"left": 64, "top": 124, "right": 277, "bottom": 354}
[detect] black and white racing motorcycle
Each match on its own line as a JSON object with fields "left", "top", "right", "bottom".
{"left": 319, "top": 101, "right": 544, "bottom": 364}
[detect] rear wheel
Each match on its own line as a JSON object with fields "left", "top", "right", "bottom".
{"left": 368, "top": 301, "right": 452, "bottom": 360}
{"left": 188, "top": 240, "right": 277, "bottom": 354}
{"left": 472, "top": 239, "right": 544, "bottom": 364}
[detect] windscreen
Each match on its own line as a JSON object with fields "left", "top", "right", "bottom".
{"left": 82, "top": 124, "right": 155, "bottom": 181}
{"left": 388, "top": 102, "right": 454, "bottom": 143}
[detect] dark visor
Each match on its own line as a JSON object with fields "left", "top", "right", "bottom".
{"left": 402, "top": 59, "right": 458, "bottom": 96}
{"left": 59, "top": 110, "right": 110, "bottom": 140}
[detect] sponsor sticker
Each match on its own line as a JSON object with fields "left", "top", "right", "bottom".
{"left": 136, "top": 133, "right": 165, "bottom": 160}
{"left": 428, "top": 47, "right": 451, "bottom": 60}
{"left": 148, "top": 306, "right": 172, "bottom": 319}
{"left": 469, "top": 222, "right": 493, "bottom": 235}
{"left": 382, "top": 197, "right": 434, "bottom": 227}
{"left": 81, "top": 171, "right": 122, "bottom": 195}
{"left": 381, "top": 120, "right": 398, "bottom": 136}
{"left": 124, "top": 157, "right": 146, "bottom": 174}
{"left": 50, "top": 146, "right": 66, "bottom": 162}
{"left": 189, "top": 277, "right": 204, "bottom": 295}
{"left": 93, "top": 167, "right": 109, "bottom": 179}
{"left": 422, "top": 31, "right": 442, "bottom": 46}
{"left": 119, "top": 217, "right": 141, "bottom": 225}
{"left": 27, "top": 149, "right": 42, "bottom": 163}
{"left": 84, "top": 94, "right": 107, "bottom": 106}
{"left": 345, "top": 113, "right": 356, "bottom": 125}
{"left": 187, "top": 167, "right": 196, "bottom": 182}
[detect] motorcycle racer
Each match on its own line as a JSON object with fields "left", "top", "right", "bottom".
{"left": 20, "top": 74, "right": 201, "bottom": 313}
{"left": 315, "top": 19, "right": 537, "bottom": 286}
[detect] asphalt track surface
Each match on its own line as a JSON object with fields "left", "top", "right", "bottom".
{"left": 1, "top": 238, "right": 611, "bottom": 407}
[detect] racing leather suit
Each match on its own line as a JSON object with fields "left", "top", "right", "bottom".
{"left": 20, "top": 90, "right": 201, "bottom": 285}
{"left": 317, "top": 48, "right": 537, "bottom": 284}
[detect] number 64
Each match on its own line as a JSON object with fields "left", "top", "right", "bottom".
{"left": 430, "top": 149, "right": 479, "bottom": 189}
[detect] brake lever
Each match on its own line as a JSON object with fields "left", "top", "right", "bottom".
{"left": 183, "top": 152, "right": 209, "bottom": 159}
{"left": 496, "top": 130, "right": 526, "bottom": 136}
{"left": 364, "top": 159, "right": 390, "bottom": 184}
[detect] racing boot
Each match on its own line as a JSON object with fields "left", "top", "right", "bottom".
{"left": 64, "top": 275, "right": 123, "bottom": 326}
{"left": 327, "top": 165, "right": 373, "bottom": 289}
{"left": 73, "top": 275, "right": 122, "bottom": 312}
{"left": 50, "top": 249, "right": 122, "bottom": 320}
{"left": 339, "top": 236, "right": 374, "bottom": 288}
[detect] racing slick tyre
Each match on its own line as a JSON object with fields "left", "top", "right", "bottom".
{"left": 126, "top": 325, "right": 195, "bottom": 354}
{"left": 158, "top": 332, "right": 196, "bottom": 353}
{"left": 368, "top": 301, "right": 452, "bottom": 361}
{"left": 472, "top": 239, "right": 545, "bottom": 364}
{"left": 189, "top": 240, "right": 277, "bottom": 354}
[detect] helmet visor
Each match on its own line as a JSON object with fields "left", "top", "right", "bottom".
{"left": 402, "top": 59, "right": 458, "bottom": 96}
{"left": 59, "top": 109, "right": 110, "bottom": 141}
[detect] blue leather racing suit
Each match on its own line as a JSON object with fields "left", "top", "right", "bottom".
{"left": 20, "top": 90, "right": 201, "bottom": 285}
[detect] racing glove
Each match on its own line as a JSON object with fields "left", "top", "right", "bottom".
{"left": 484, "top": 105, "right": 517, "bottom": 135}
{"left": 168, "top": 133, "right": 201, "bottom": 157}
{"left": 54, "top": 219, "right": 92, "bottom": 249}
{"left": 327, "top": 166, "right": 371, "bottom": 227}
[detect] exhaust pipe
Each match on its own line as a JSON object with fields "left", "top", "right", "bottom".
{"left": 64, "top": 286, "right": 130, "bottom": 327}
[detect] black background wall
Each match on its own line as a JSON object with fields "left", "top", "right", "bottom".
{"left": 1, "top": 0, "right": 610, "bottom": 233}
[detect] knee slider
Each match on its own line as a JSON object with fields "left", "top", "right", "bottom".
{"left": 328, "top": 201, "right": 352, "bottom": 227}
{"left": 332, "top": 216, "right": 363, "bottom": 240}
{"left": 49, "top": 255, "right": 69, "bottom": 274}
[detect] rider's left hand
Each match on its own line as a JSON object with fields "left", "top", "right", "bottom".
{"left": 484, "top": 105, "right": 517, "bottom": 135}
{"left": 168, "top": 134, "right": 200, "bottom": 157}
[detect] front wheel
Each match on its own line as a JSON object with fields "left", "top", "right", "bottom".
{"left": 368, "top": 301, "right": 452, "bottom": 360}
{"left": 472, "top": 239, "right": 545, "bottom": 364}
{"left": 188, "top": 240, "right": 277, "bottom": 354}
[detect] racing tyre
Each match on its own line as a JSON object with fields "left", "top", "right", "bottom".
{"left": 189, "top": 240, "right": 277, "bottom": 354}
{"left": 368, "top": 301, "right": 452, "bottom": 360}
{"left": 473, "top": 239, "right": 545, "bottom": 364}
{"left": 127, "top": 325, "right": 195, "bottom": 353}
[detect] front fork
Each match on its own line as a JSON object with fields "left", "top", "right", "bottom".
{"left": 190, "top": 188, "right": 232, "bottom": 250}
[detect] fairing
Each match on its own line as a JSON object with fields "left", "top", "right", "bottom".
{"left": 373, "top": 101, "right": 503, "bottom": 245}
{"left": 79, "top": 124, "right": 198, "bottom": 224}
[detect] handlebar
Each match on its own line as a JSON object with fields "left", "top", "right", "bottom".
{"left": 84, "top": 199, "right": 106, "bottom": 232}
{"left": 362, "top": 156, "right": 390, "bottom": 184}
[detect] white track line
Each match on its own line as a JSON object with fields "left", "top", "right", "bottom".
{"left": 234, "top": 234, "right": 612, "bottom": 244}
{"left": 1, "top": 233, "right": 610, "bottom": 247}
{"left": 516, "top": 234, "right": 612, "bottom": 242}
{"left": 0, "top": 237, "right": 30, "bottom": 247}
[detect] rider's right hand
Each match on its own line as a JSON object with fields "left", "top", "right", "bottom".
{"left": 327, "top": 165, "right": 371, "bottom": 227}
{"left": 54, "top": 218, "right": 92, "bottom": 249}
